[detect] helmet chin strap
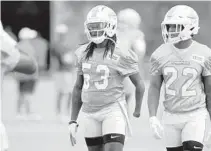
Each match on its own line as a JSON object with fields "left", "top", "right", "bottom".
{"left": 91, "top": 35, "right": 116, "bottom": 46}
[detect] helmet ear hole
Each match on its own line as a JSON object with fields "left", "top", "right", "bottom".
{"left": 190, "top": 27, "right": 194, "bottom": 31}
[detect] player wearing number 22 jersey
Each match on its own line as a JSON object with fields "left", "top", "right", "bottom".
{"left": 148, "top": 5, "right": 211, "bottom": 151}
{"left": 150, "top": 40, "right": 211, "bottom": 113}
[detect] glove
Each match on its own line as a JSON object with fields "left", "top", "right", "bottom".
{"left": 68, "top": 121, "right": 79, "bottom": 146}
{"left": 204, "top": 129, "right": 211, "bottom": 149}
{"left": 149, "top": 116, "right": 164, "bottom": 139}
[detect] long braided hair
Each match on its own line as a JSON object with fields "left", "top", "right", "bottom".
{"left": 84, "top": 35, "right": 117, "bottom": 60}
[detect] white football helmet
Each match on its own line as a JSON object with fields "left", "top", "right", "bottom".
{"left": 161, "top": 5, "right": 200, "bottom": 44}
{"left": 117, "top": 8, "right": 141, "bottom": 30}
{"left": 84, "top": 5, "right": 117, "bottom": 44}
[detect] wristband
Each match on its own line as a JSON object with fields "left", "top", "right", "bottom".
{"left": 68, "top": 120, "right": 78, "bottom": 125}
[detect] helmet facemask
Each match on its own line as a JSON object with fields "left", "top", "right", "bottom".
{"left": 161, "top": 23, "right": 185, "bottom": 43}
{"left": 85, "top": 21, "right": 108, "bottom": 44}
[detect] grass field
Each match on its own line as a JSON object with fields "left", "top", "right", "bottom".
{"left": 2, "top": 75, "right": 208, "bottom": 151}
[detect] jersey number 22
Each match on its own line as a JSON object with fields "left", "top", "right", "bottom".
{"left": 164, "top": 67, "right": 197, "bottom": 97}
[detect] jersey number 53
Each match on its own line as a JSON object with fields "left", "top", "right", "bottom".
{"left": 82, "top": 63, "right": 110, "bottom": 90}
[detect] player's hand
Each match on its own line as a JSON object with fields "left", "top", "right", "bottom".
{"left": 68, "top": 121, "right": 79, "bottom": 146}
{"left": 204, "top": 129, "right": 211, "bottom": 149}
{"left": 149, "top": 116, "right": 164, "bottom": 139}
{"left": 133, "top": 111, "right": 140, "bottom": 118}
{"left": 133, "top": 106, "right": 141, "bottom": 118}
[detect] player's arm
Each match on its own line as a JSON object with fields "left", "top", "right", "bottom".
{"left": 147, "top": 52, "right": 163, "bottom": 117}
{"left": 1, "top": 27, "right": 37, "bottom": 74}
{"left": 204, "top": 76, "right": 211, "bottom": 119}
{"left": 71, "top": 73, "right": 83, "bottom": 121}
{"left": 129, "top": 72, "right": 145, "bottom": 117}
{"left": 203, "top": 58, "right": 211, "bottom": 147}
{"left": 13, "top": 50, "right": 37, "bottom": 74}
{"left": 70, "top": 49, "right": 84, "bottom": 121}
{"left": 118, "top": 48, "right": 145, "bottom": 117}
{"left": 202, "top": 49, "right": 211, "bottom": 120}
{"left": 147, "top": 74, "right": 163, "bottom": 117}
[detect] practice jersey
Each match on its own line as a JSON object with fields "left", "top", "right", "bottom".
{"left": 150, "top": 41, "right": 211, "bottom": 113}
{"left": 75, "top": 43, "right": 139, "bottom": 112}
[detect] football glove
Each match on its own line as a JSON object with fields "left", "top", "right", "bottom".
{"left": 149, "top": 116, "right": 164, "bottom": 139}
{"left": 68, "top": 121, "right": 79, "bottom": 146}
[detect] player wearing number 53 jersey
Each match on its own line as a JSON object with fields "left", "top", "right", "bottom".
{"left": 148, "top": 5, "right": 211, "bottom": 151}
{"left": 75, "top": 42, "right": 139, "bottom": 112}
{"left": 69, "top": 5, "right": 145, "bottom": 151}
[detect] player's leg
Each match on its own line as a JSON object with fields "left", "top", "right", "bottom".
{"left": 16, "top": 81, "right": 26, "bottom": 119}
{"left": 102, "top": 102, "right": 127, "bottom": 151}
{"left": 56, "top": 92, "right": 62, "bottom": 115}
{"left": 17, "top": 92, "right": 24, "bottom": 114}
{"left": 54, "top": 71, "right": 63, "bottom": 116}
{"left": 66, "top": 92, "right": 72, "bottom": 115}
{"left": 164, "top": 124, "right": 183, "bottom": 151}
{"left": 182, "top": 114, "right": 207, "bottom": 151}
{"left": 85, "top": 137, "right": 104, "bottom": 151}
{"left": 83, "top": 112, "right": 103, "bottom": 151}
{"left": 64, "top": 71, "right": 74, "bottom": 116}
{"left": 24, "top": 80, "right": 41, "bottom": 120}
{"left": 21, "top": 80, "right": 33, "bottom": 115}
{"left": 0, "top": 122, "right": 9, "bottom": 151}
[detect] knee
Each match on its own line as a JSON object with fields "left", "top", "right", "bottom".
{"left": 166, "top": 146, "right": 183, "bottom": 151}
{"left": 183, "top": 141, "right": 203, "bottom": 151}
{"left": 103, "top": 134, "right": 125, "bottom": 151}
{"left": 104, "top": 142, "right": 123, "bottom": 151}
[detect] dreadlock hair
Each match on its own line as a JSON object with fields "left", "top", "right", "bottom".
{"left": 85, "top": 34, "right": 117, "bottom": 61}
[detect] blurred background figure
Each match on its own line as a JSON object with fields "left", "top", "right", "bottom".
{"left": 15, "top": 27, "right": 47, "bottom": 121}
{"left": 117, "top": 8, "right": 146, "bottom": 117}
{"left": 51, "top": 24, "right": 76, "bottom": 123}
{"left": 0, "top": 19, "right": 38, "bottom": 151}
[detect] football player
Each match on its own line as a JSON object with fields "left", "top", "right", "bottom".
{"left": 0, "top": 21, "right": 37, "bottom": 151}
{"left": 53, "top": 24, "right": 75, "bottom": 123}
{"left": 68, "top": 5, "right": 145, "bottom": 151}
{"left": 147, "top": 5, "right": 211, "bottom": 151}
{"left": 15, "top": 27, "right": 40, "bottom": 120}
{"left": 117, "top": 8, "right": 146, "bottom": 117}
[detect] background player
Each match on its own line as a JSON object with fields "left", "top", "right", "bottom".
{"left": 52, "top": 24, "right": 76, "bottom": 123}
{"left": 0, "top": 20, "right": 38, "bottom": 151}
{"left": 117, "top": 8, "right": 146, "bottom": 117}
{"left": 15, "top": 27, "right": 40, "bottom": 120}
{"left": 147, "top": 5, "right": 211, "bottom": 151}
{"left": 68, "top": 5, "right": 145, "bottom": 151}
